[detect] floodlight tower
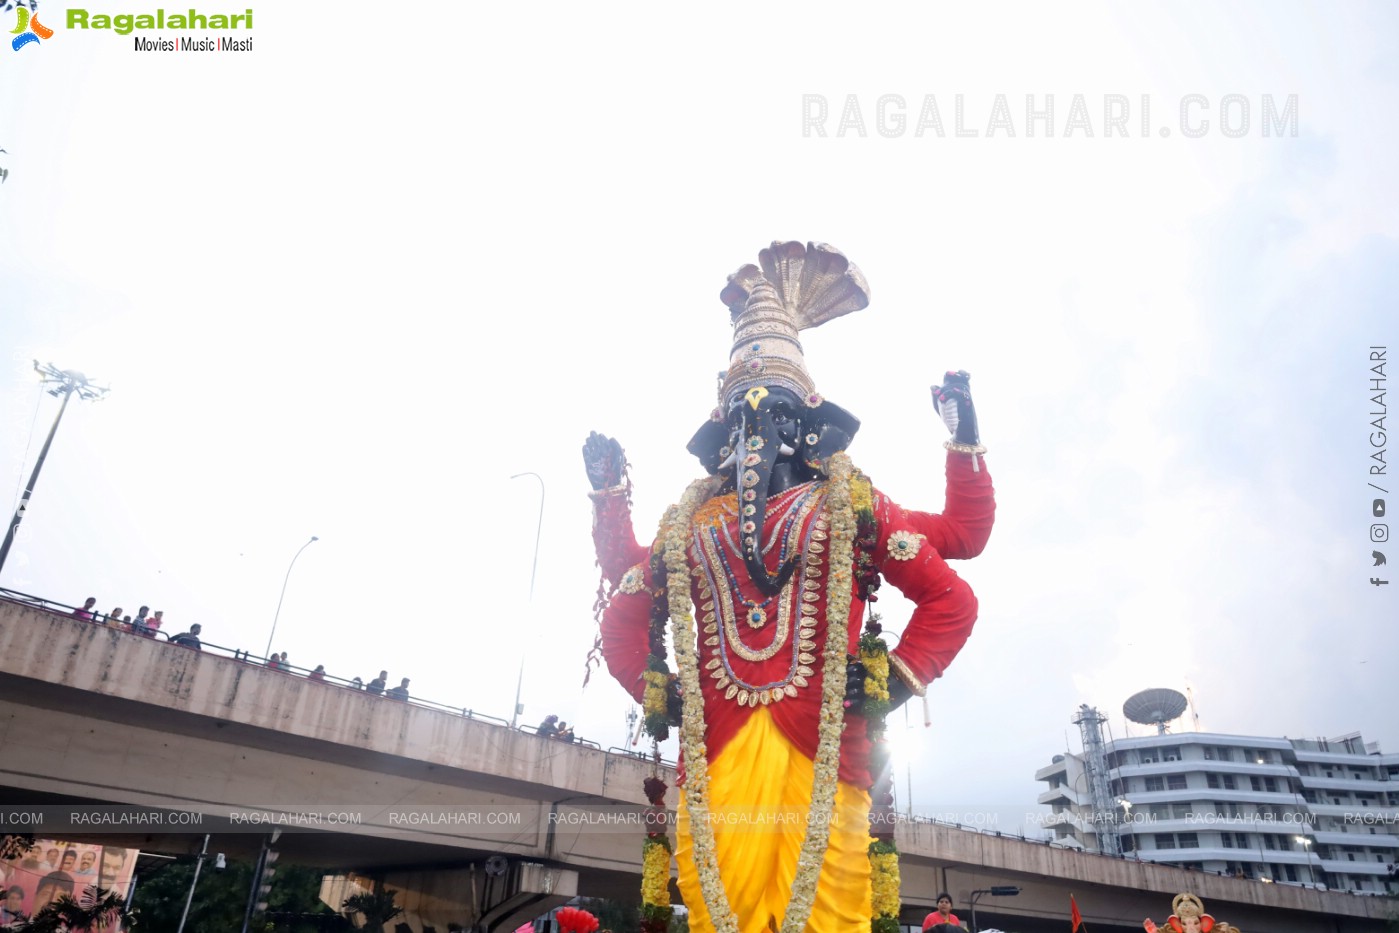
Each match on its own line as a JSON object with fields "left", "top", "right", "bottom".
{"left": 1072, "top": 704, "right": 1121, "bottom": 856}
{"left": 0, "top": 362, "right": 109, "bottom": 578}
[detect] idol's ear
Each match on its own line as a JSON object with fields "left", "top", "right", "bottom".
{"left": 688, "top": 419, "right": 730, "bottom": 475}
{"left": 802, "top": 400, "right": 861, "bottom": 472}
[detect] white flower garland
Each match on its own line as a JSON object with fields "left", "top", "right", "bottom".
{"left": 663, "top": 454, "right": 859, "bottom": 933}
{"left": 663, "top": 476, "right": 737, "bottom": 933}
{"left": 781, "top": 451, "right": 856, "bottom": 933}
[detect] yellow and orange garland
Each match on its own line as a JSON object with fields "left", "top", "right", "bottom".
{"left": 851, "top": 468, "right": 902, "bottom": 933}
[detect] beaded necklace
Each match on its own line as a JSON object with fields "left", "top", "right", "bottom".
{"left": 693, "top": 486, "right": 826, "bottom": 694}
{"left": 718, "top": 481, "right": 814, "bottom": 560}
{"left": 710, "top": 482, "right": 818, "bottom": 628}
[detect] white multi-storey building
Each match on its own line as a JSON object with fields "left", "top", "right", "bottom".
{"left": 1036, "top": 723, "right": 1399, "bottom": 895}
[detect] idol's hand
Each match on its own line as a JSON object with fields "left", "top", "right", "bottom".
{"left": 845, "top": 657, "right": 915, "bottom": 715}
{"left": 582, "top": 432, "right": 626, "bottom": 490}
{"left": 931, "top": 370, "right": 980, "bottom": 446}
{"left": 844, "top": 657, "right": 868, "bottom": 715}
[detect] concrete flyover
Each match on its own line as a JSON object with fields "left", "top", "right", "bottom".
{"left": 0, "top": 597, "right": 1393, "bottom": 932}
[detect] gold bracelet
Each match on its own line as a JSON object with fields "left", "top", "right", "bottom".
{"left": 943, "top": 439, "right": 987, "bottom": 456}
{"left": 888, "top": 653, "right": 928, "bottom": 697}
{"left": 587, "top": 483, "right": 629, "bottom": 500}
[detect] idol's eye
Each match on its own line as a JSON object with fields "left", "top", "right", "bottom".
{"left": 771, "top": 407, "right": 791, "bottom": 425}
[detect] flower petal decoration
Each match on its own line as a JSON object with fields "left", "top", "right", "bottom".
{"left": 886, "top": 530, "right": 923, "bottom": 561}
{"left": 619, "top": 564, "right": 648, "bottom": 595}
{"left": 556, "top": 907, "right": 600, "bottom": 933}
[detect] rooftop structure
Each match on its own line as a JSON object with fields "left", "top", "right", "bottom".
{"left": 1036, "top": 706, "right": 1399, "bottom": 896}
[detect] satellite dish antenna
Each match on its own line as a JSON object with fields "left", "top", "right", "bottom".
{"left": 1123, "top": 688, "right": 1188, "bottom": 735}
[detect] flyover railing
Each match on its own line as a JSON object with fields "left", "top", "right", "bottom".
{"left": 0, "top": 588, "right": 574, "bottom": 739}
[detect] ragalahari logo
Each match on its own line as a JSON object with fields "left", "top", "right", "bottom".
{"left": 8, "top": 2, "right": 52, "bottom": 51}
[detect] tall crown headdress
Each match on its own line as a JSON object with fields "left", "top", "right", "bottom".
{"left": 716, "top": 241, "right": 870, "bottom": 405}
{"left": 689, "top": 241, "right": 868, "bottom": 473}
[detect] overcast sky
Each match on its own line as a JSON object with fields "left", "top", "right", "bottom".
{"left": 1, "top": 2, "right": 1395, "bottom": 836}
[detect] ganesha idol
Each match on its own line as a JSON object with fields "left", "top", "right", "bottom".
{"left": 1144, "top": 893, "right": 1241, "bottom": 933}
{"left": 582, "top": 242, "right": 996, "bottom": 933}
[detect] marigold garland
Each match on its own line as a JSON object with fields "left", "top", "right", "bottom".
{"left": 642, "top": 838, "right": 673, "bottom": 917}
{"left": 641, "top": 713, "right": 676, "bottom": 930}
{"left": 852, "top": 468, "right": 900, "bottom": 933}
{"left": 643, "top": 542, "right": 677, "bottom": 742}
{"left": 862, "top": 635, "right": 902, "bottom": 933}
{"left": 859, "top": 632, "right": 892, "bottom": 735}
{"left": 868, "top": 840, "right": 902, "bottom": 933}
{"left": 852, "top": 472, "right": 881, "bottom": 602}
{"left": 643, "top": 668, "right": 672, "bottom": 739}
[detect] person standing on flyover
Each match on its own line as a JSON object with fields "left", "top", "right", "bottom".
{"left": 169, "top": 623, "right": 203, "bottom": 650}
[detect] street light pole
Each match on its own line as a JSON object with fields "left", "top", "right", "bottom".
{"left": 264, "top": 536, "right": 319, "bottom": 660}
{"left": 1117, "top": 797, "right": 1134, "bottom": 856}
{"left": 1295, "top": 834, "right": 1320, "bottom": 887}
{"left": 0, "top": 362, "right": 108, "bottom": 578}
{"left": 968, "top": 886, "right": 1020, "bottom": 933}
{"left": 174, "top": 834, "right": 210, "bottom": 933}
{"left": 904, "top": 704, "right": 914, "bottom": 818}
{"left": 509, "top": 472, "right": 545, "bottom": 729}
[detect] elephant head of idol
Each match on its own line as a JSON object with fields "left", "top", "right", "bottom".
{"left": 687, "top": 241, "right": 868, "bottom": 597}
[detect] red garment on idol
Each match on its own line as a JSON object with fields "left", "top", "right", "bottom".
{"left": 594, "top": 452, "right": 994, "bottom": 787}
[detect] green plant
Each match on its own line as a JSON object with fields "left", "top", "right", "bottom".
{"left": 0, "top": 835, "right": 36, "bottom": 862}
{"left": 340, "top": 890, "right": 403, "bottom": 933}
{"left": 16, "top": 888, "right": 134, "bottom": 932}
{"left": 130, "top": 857, "right": 329, "bottom": 933}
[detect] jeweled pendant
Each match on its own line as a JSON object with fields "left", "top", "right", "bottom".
{"left": 746, "top": 606, "right": 767, "bottom": 629}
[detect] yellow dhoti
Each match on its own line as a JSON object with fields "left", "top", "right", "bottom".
{"left": 675, "top": 709, "right": 873, "bottom": 933}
